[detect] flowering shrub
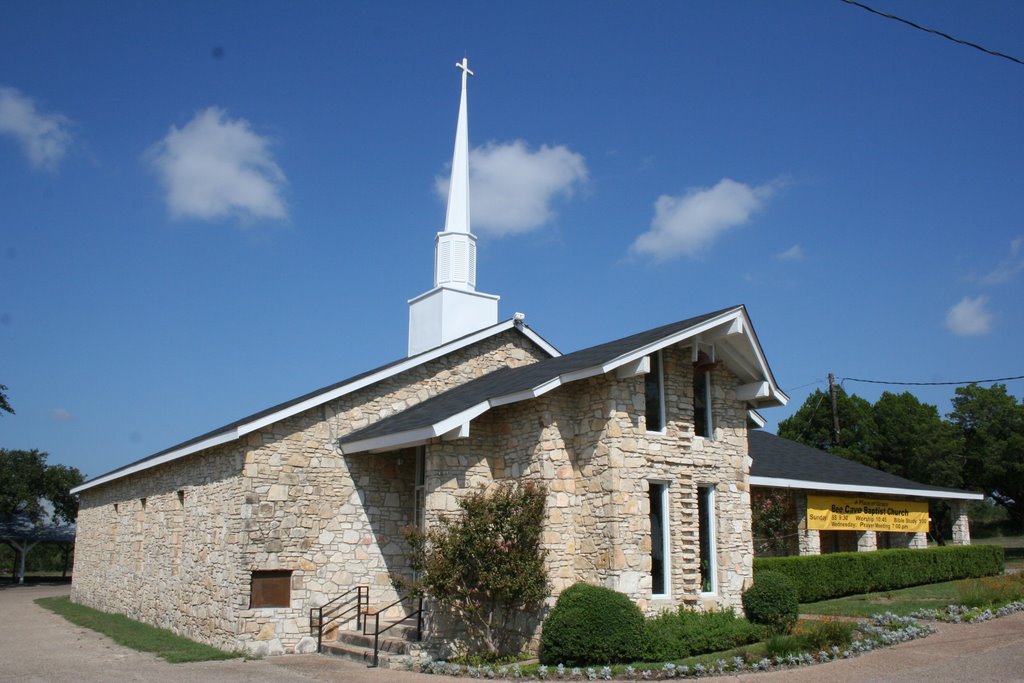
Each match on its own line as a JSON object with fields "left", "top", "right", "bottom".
{"left": 751, "top": 489, "right": 798, "bottom": 556}
{"left": 403, "top": 482, "right": 549, "bottom": 659}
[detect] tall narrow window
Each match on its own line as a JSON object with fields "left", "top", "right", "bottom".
{"left": 698, "top": 485, "right": 717, "bottom": 594}
{"left": 649, "top": 482, "right": 669, "bottom": 596}
{"left": 693, "top": 369, "right": 712, "bottom": 438}
{"left": 645, "top": 351, "right": 665, "bottom": 432}
{"left": 414, "top": 446, "right": 426, "bottom": 531}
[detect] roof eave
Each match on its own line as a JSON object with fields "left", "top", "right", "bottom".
{"left": 749, "top": 475, "right": 984, "bottom": 500}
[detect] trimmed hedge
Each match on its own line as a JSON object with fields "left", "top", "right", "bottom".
{"left": 642, "top": 608, "right": 763, "bottom": 662}
{"left": 754, "top": 545, "right": 1004, "bottom": 603}
{"left": 539, "top": 583, "right": 645, "bottom": 666}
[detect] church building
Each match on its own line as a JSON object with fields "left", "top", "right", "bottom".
{"left": 70, "top": 59, "right": 792, "bottom": 657}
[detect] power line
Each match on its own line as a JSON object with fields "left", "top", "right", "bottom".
{"left": 837, "top": 0, "right": 1024, "bottom": 67}
{"left": 841, "top": 374, "right": 1024, "bottom": 387}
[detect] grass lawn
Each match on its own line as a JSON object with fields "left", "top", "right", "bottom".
{"left": 801, "top": 570, "right": 1024, "bottom": 618}
{"left": 800, "top": 579, "right": 968, "bottom": 617}
{"left": 975, "top": 536, "right": 1024, "bottom": 573}
{"left": 35, "top": 596, "right": 240, "bottom": 663}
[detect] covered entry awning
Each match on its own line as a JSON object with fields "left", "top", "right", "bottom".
{"left": 0, "top": 515, "right": 76, "bottom": 584}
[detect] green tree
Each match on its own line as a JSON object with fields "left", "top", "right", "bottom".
{"left": 948, "top": 384, "right": 1024, "bottom": 532}
{"left": 871, "top": 391, "right": 966, "bottom": 542}
{"left": 0, "top": 449, "right": 85, "bottom": 524}
{"left": 777, "top": 387, "right": 878, "bottom": 465}
{"left": 0, "top": 449, "right": 84, "bottom": 581}
{"left": 403, "top": 482, "right": 549, "bottom": 659}
{"left": 0, "top": 383, "right": 12, "bottom": 416}
{"left": 871, "top": 392, "right": 963, "bottom": 487}
{"left": 778, "top": 388, "right": 971, "bottom": 543}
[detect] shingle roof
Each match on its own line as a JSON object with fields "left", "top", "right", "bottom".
{"left": 748, "top": 430, "right": 982, "bottom": 499}
{"left": 73, "top": 318, "right": 558, "bottom": 493}
{"left": 339, "top": 306, "right": 767, "bottom": 451}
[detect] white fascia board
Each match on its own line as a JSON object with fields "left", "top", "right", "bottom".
{"left": 616, "top": 356, "right": 650, "bottom": 379}
{"left": 71, "top": 431, "right": 239, "bottom": 494}
{"left": 338, "top": 403, "right": 490, "bottom": 455}
{"left": 490, "top": 376, "right": 563, "bottom": 407}
{"left": 338, "top": 426, "right": 439, "bottom": 455}
{"left": 747, "top": 410, "right": 767, "bottom": 428}
{"left": 749, "top": 476, "right": 984, "bottom": 500}
{"left": 519, "top": 325, "right": 561, "bottom": 357}
{"left": 598, "top": 309, "right": 743, "bottom": 377}
{"left": 736, "top": 381, "right": 770, "bottom": 401}
{"left": 239, "top": 320, "right": 524, "bottom": 436}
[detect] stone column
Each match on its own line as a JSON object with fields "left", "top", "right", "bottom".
{"left": 856, "top": 530, "right": 877, "bottom": 552}
{"left": 950, "top": 500, "right": 971, "bottom": 545}
{"left": 908, "top": 532, "right": 927, "bottom": 549}
{"left": 794, "top": 494, "right": 820, "bottom": 555}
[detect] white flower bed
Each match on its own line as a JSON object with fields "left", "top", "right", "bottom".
{"left": 412, "top": 612, "right": 936, "bottom": 679}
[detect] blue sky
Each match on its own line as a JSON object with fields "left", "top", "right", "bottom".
{"left": 3, "top": 1, "right": 1022, "bottom": 480}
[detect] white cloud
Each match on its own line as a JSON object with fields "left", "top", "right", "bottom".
{"left": 435, "top": 140, "right": 587, "bottom": 236}
{"left": 777, "top": 244, "right": 804, "bottom": 261}
{"left": 630, "top": 178, "right": 780, "bottom": 261}
{"left": 945, "top": 295, "right": 993, "bottom": 336}
{"left": 0, "top": 86, "right": 73, "bottom": 171}
{"left": 49, "top": 408, "right": 75, "bottom": 422}
{"left": 147, "top": 107, "right": 287, "bottom": 223}
{"left": 980, "top": 236, "right": 1024, "bottom": 286}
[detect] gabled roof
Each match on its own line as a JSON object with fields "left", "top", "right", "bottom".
{"left": 72, "top": 318, "right": 559, "bottom": 494}
{"left": 748, "top": 430, "right": 982, "bottom": 500}
{"left": 339, "top": 305, "right": 788, "bottom": 454}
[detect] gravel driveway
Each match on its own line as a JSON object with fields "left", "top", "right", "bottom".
{"left": 3, "top": 584, "right": 1023, "bottom": 683}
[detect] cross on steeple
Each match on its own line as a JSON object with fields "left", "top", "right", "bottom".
{"left": 456, "top": 57, "right": 473, "bottom": 90}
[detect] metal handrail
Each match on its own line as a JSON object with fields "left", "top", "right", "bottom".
{"left": 364, "top": 592, "right": 424, "bottom": 667}
{"left": 310, "top": 585, "right": 368, "bottom": 653}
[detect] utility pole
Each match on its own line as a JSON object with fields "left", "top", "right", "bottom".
{"left": 828, "top": 373, "right": 840, "bottom": 448}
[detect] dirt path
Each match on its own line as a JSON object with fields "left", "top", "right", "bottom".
{"left": 3, "top": 585, "right": 1023, "bottom": 683}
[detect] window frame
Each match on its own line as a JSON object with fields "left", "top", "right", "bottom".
{"left": 249, "top": 570, "right": 293, "bottom": 609}
{"left": 648, "top": 480, "right": 671, "bottom": 599}
{"left": 693, "top": 367, "right": 713, "bottom": 440}
{"left": 697, "top": 485, "right": 717, "bottom": 595}
{"left": 645, "top": 350, "right": 666, "bottom": 433}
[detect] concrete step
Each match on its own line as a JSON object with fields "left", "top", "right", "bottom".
{"left": 321, "top": 639, "right": 397, "bottom": 668}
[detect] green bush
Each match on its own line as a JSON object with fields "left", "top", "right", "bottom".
{"left": 754, "top": 545, "right": 1004, "bottom": 603}
{"left": 539, "top": 583, "right": 645, "bottom": 666}
{"left": 765, "top": 619, "right": 854, "bottom": 659}
{"left": 742, "top": 571, "right": 798, "bottom": 634}
{"left": 402, "top": 482, "right": 549, "bottom": 659}
{"left": 956, "top": 574, "right": 1024, "bottom": 608}
{"left": 797, "top": 619, "right": 855, "bottom": 651}
{"left": 643, "top": 608, "right": 763, "bottom": 662}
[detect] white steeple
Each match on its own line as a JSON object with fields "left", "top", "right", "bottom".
{"left": 408, "top": 57, "right": 499, "bottom": 357}
{"left": 443, "top": 58, "right": 472, "bottom": 236}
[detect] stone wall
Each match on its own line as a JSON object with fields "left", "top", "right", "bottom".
{"left": 72, "top": 443, "right": 248, "bottom": 650}
{"left": 74, "top": 329, "right": 549, "bottom": 655}
{"left": 418, "top": 342, "right": 753, "bottom": 655}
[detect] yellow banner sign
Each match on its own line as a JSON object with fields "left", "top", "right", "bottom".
{"left": 806, "top": 495, "right": 929, "bottom": 533}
